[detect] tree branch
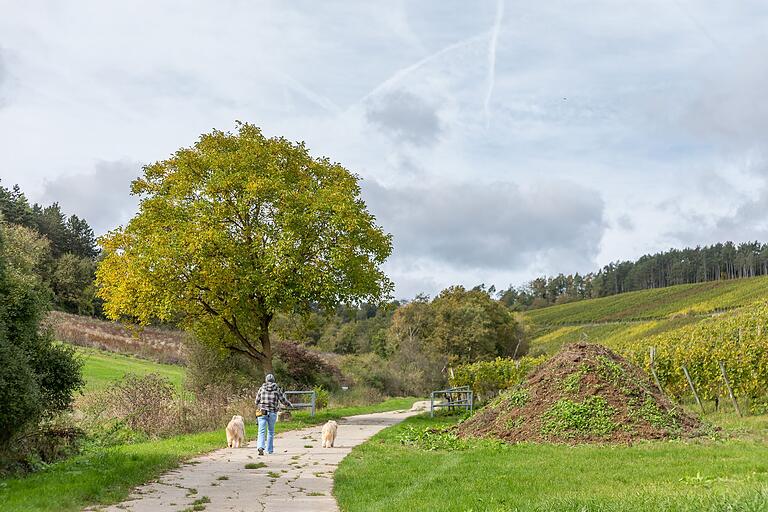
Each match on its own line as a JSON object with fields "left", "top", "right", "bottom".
{"left": 196, "top": 296, "right": 266, "bottom": 361}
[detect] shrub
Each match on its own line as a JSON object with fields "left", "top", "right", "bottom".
{"left": 100, "top": 373, "right": 177, "bottom": 436}
{"left": 450, "top": 355, "right": 547, "bottom": 402}
{"left": 384, "top": 337, "right": 446, "bottom": 396}
{"left": 184, "top": 340, "right": 258, "bottom": 396}
{"left": 329, "top": 387, "right": 385, "bottom": 408}
{"left": 274, "top": 340, "right": 341, "bottom": 391}
{"left": 0, "top": 342, "right": 43, "bottom": 446}
{"left": 0, "top": 223, "right": 83, "bottom": 470}
{"left": 313, "top": 386, "right": 330, "bottom": 409}
{"left": 341, "top": 353, "right": 396, "bottom": 394}
{"left": 81, "top": 373, "right": 262, "bottom": 439}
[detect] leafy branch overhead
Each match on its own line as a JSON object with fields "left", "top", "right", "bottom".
{"left": 97, "top": 122, "right": 393, "bottom": 372}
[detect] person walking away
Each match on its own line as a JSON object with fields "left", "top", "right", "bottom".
{"left": 255, "top": 374, "right": 292, "bottom": 455}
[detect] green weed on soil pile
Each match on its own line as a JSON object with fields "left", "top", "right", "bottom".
{"left": 457, "top": 342, "right": 700, "bottom": 444}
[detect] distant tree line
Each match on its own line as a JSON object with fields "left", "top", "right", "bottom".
{"left": 0, "top": 181, "right": 99, "bottom": 315}
{"left": 498, "top": 242, "right": 768, "bottom": 310}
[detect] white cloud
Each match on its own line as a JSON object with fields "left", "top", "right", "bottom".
{"left": 40, "top": 160, "right": 141, "bottom": 235}
{"left": 1, "top": 0, "right": 767, "bottom": 296}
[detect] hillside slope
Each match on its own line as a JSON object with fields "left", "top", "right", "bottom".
{"left": 76, "top": 346, "right": 186, "bottom": 392}
{"left": 47, "top": 311, "right": 186, "bottom": 364}
{"left": 525, "top": 275, "right": 768, "bottom": 354}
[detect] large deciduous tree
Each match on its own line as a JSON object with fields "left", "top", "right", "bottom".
{"left": 428, "top": 286, "right": 526, "bottom": 365}
{"left": 96, "top": 123, "right": 393, "bottom": 373}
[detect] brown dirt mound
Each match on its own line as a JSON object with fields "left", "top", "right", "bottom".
{"left": 457, "top": 342, "right": 701, "bottom": 444}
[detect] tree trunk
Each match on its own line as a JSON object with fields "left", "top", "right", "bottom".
{"left": 260, "top": 316, "right": 274, "bottom": 374}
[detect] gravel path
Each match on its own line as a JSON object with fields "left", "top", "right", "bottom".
{"left": 97, "top": 409, "right": 415, "bottom": 512}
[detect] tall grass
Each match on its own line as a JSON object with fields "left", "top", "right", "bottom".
{"left": 46, "top": 311, "right": 186, "bottom": 364}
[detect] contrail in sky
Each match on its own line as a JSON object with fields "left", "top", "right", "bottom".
{"left": 670, "top": 0, "right": 724, "bottom": 52}
{"left": 357, "top": 32, "right": 488, "bottom": 106}
{"left": 278, "top": 71, "right": 340, "bottom": 113}
{"left": 484, "top": 0, "right": 505, "bottom": 128}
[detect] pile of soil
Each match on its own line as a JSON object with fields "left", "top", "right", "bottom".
{"left": 457, "top": 342, "right": 701, "bottom": 444}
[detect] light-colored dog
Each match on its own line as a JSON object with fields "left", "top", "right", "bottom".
{"left": 321, "top": 420, "right": 338, "bottom": 448}
{"left": 226, "top": 415, "right": 245, "bottom": 448}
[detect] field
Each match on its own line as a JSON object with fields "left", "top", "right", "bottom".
{"left": 76, "top": 346, "right": 186, "bottom": 392}
{"left": 525, "top": 276, "right": 768, "bottom": 355}
{"left": 335, "top": 413, "right": 768, "bottom": 512}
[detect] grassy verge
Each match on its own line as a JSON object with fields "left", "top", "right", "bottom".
{"left": 335, "top": 413, "right": 768, "bottom": 512}
{"left": 0, "top": 397, "right": 416, "bottom": 512}
{"left": 75, "top": 346, "right": 186, "bottom": 392}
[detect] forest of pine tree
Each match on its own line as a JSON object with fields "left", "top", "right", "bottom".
{"left": 0, "top": 180, "right": 99, "bottom": 314}
{"left": 499, "top": 242, "right": 768, "bottom": 310}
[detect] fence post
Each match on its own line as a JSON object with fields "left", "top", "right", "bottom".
{"left": 681, "top": 365, "right": 704, "bottom": 413}
{"left": 430, "top": 391, "right": 435, "bottom": 418}
{"left": 310, "top": 391, "right": 316, "bottom": 417}
{"left": 469, "top": 390, "right": 474, "bottom": 413}
{"left": 719, "top": 361, "right": 742, "bottom": 416}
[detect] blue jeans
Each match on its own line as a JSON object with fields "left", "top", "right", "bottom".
{"left": 257, "top": 412, "right": 277, "bottom": 453}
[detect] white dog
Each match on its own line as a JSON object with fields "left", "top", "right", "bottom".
{"left": 226, "top": 415, "right": 245, "bottom": 448}
{"left": 321, "top": 420, "right": 338, "bottom": 448}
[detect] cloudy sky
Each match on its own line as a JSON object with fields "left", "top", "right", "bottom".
{"left": 1, "top": 1, "right": 767, "bottom": 298}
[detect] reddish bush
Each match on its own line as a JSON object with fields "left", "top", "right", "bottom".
{"left": 274, "top": 341, "right": 341, "bottom": 390}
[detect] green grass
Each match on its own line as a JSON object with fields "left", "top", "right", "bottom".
{"left": 335, "top": 413, "right": 768, "bottom": 512}
{"left": 0, "top": 397, "right": 416, "bottom": 512}
{"left": 75, "top": 346, "right": 185, "bottom": 392}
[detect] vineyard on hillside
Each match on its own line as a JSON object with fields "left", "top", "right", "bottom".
{"left": 524, "top": 275, "right": 768, "bottom": 325}
{"left": 462, "top": 300, "right": 768, "bottom": 413}
{"left": 624, "top": 302, "right": 768, "bottom": 410}
{"left": 518, "top": 276, "right": 768, "bottom": 413}
{"left": 529, "top": 317, "right": 700, "bottom": 355}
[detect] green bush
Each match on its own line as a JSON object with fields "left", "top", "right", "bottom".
{"left": 341, "top": 353, "right": 396, "bottom": 394}
{"left": 313, "top": 386, "right": 330, "bottom": 409}
{"left": 0, "top": 222, "right": 84, "bottom": 471}
{"left": 450, "top": 355, "right": 547, "bottom": 402}
{"left": 0, "top": 342, "right": 43, "bottom": 445}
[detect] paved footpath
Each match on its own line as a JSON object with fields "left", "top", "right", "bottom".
{"left": 97, "top": 409, "right": 416, "bottom": 512}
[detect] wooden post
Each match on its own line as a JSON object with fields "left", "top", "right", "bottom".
{"left": 430, "top": 391, "right": 435, "bottom": 418}
{"left": 649, "top": 347, "right": 665, "bottom": 396}
{"left": 681, "top": 365, "right": 704, "bottom": 413}
{"left": 719, "top": 361, "right": 742, "bottom": 416}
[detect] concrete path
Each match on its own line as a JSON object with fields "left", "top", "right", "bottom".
{"left": 97, "top": 409, "right": 415, "bottom": 512}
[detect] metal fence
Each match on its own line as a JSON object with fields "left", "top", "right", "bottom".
{"left": 430, "top": 385, "right": 474, "bottom": 417}
{"left": 284, "top": 390, "right": 317, "bottom": 417}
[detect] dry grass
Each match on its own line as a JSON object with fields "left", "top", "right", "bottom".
{"left": 79, "top": 374, "right": 260, "bottom": 438}
{"left": 46, "top": 311, "right": 187, "bottom": 365}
